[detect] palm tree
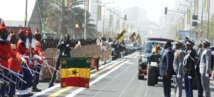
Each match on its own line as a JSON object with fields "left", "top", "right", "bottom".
{"left": 45, "top": 0, "right": 97, "bottom": 39}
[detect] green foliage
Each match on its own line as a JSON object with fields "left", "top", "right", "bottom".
{"left": 45, "top": 0, "right": 97, "bottom": 39}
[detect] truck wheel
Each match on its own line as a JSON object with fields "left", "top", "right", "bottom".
{"left": 138, "top": 70, "right": 144, "bottom": 80}
{"left": 155, "top": 72, "right": 159, "bottom": 84}
{"left": 147, "top": 66, "right": 156, "bottom": 86}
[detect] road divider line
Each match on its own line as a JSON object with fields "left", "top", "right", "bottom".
{"left": 94, "top": 60, "right": 133, "bottom": 96}
{"left": 65, "top": 60, "right": 129, "bottom": 97}
{"left": 119, "top": 72, "right": 137, "bottom": 97}
{"left": 47, "top": 60, "right": 124, "bottom": 97}
{"left": 32, "top": 59, "right": 125, "bottom": 97}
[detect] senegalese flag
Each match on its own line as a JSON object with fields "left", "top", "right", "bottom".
{"left": 116, "top": 29, "right": 126, "bottom": 41}
{"left": 204, "top": 0, "right": 209, "bottom": 13}
{"left": 130, "top": 32, "right": 136, "bottom": 42}
{"left": 194, "top": 0, "right": 199, "bottom": 15}
{"left": 152, "top": 44, "right": 161, "bottom": 53}
{"left": 60, "top": 57, "right": 91, "bottom": 88}
{"left": 136, "top": 34, "right": 141, "bottom": 43}
{"left": 64, "top": 0, "right": 69, "bottom": 7}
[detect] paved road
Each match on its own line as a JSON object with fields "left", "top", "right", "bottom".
{"left": 31, "top": 52, "right": 214, "bottom": 97}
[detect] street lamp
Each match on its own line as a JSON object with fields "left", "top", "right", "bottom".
{"left": 100, "top": 1, "right": 114, "bottom": 37}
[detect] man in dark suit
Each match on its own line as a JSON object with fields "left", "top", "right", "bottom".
{"left": 159, "top": 41, "right": 174, "bottom": 97}
{"left": 183, "top": 40, "right": 196, "bottom": 97}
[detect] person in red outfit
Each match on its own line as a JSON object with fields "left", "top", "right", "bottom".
{"left": 7, "top": 29, "right": 25, "bottom": 97}
{"left": 16, "top": 27, "right": 34, "bottom": 97}
{"left": 32, "top": 28, "right": 44, "bottom": 92}
{"left": 0, "top": 22, "right": 11, "bottom": 97}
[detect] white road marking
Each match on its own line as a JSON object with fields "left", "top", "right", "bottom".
{"left": 94, "top": 60, "right": 133, "bottom": 96}
{"left": 119, "top": 72, "right": 137, "bottom": 97}
{"left": 65, "top": 60, "right": 130, "bottom": 97}
{"left": 144, "top": 85, "right": 148, "bottom": 97}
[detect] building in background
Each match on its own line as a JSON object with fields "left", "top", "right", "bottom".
{"left": 0, "top": 0, "right": 42, "bottom": 34}
{"left": 124, "top": 7, "right": 148, "bottom": 26}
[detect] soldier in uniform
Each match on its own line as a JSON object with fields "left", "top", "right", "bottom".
{"left": 32, "top": 28, "right": 44, "bottom": 92}
{"left": 173, "top": 41, "right": 185, "bottom": 97}
{"left": 7, "top": 29, "right": 24, "bottom": 97}
{"left": 16, "top": 27, "right": 34, "bottom": 97}
{"left": 0, "top": 22, "right": 11, "bottom": 97}
{"left": 183, "top": 40, "right": 196, "bottom": 97}
{"left": 199, "top": 39, "right": 212, "bottom": 97}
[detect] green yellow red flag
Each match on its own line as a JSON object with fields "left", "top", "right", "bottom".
{"left": 60, "top": 57, "right": 91, "bottom": 88}
{"left": 116, "top": 29, "right": 126, "bottom": 41}
{"left": 136, "top": 34, "right": 141, "bottom": 43}
{"left": 204, "top": 0, "right": 209, "bottom": 13}
{"left": 130, "top": 32, "right": 136, "bottom": 42}
{"left": 64, "top": 0, "right": 69, "bottom": 7}
{"left": 194, "top": 0, "right": 199, "bottom": 15}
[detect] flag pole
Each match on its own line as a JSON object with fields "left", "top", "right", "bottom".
{"left": 25, "top": 0, "right": 28, "bottom": 27}
{"left": 61, "top": 0, "right": 64, "bottom": 36}
{"left": 207, "top": 0, "right": 210, "bottom": 38}
{"left": 84, "top": 0, "right": 87, "bottom": 39}
{"left": 200, "top": 0, "right": 204, "bottom": 39}
{"left": 102, "top": 6, "right": 105, "bottom": 37}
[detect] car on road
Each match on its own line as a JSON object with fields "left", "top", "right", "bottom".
{"left": 138, "top": 38, "right": 198, "bottom": 89}
{"left": 138, "top": 38, "right": 175, "bottom": 85}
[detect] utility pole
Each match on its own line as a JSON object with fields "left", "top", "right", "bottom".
{"left": 61, "top": 0, "right": 64, "bottom": 36}
{"left": 84, "top": 0, "right": 87, "bottom": 39}
{"left": 201, "top": 0, "right": 204, "bottom": 38}
{"left": 44, "top": 0, "right": 46, "bottom": 30}
{"left": 207, "top": 0, "right": 210, "bottom": 38}
{"left": 102, "top": 6, "right": 105, "bottom": 37}
{"left": 25, "top": 0, "right": 28, "bottom": 27}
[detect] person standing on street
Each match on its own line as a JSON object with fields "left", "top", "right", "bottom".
{"left": 200, "top": 39, "right": 212, "bottom": 97}
{"left": 159, "top": 41, "right": 174, "bottom": 97}
{"left": 32, "top": 28, "right": 44, "bottom": 92}
{"left": 49, "top": 34, "right": 81, "bottom": 87}
{"left": 183, "top": 40, "right": 196, "bottom": 97}
{"left": 173, "top": 41, "right": 185, "bottom": 97}
{"left": 196, "top": 44, "right": 203, "bottom": 97}
{"left": 0, "top": 22, "right": 11, "bottom": 97}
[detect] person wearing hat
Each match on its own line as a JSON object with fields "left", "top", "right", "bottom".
{"left": 0, "top": 22, "right": 12, "bottom": 97}
{"left": 173, "top": 41, "right": 185, "bottom": 97}
{"left": 159, "top": 41, "right": 174, "bottom": 97}
{"left": 199, "top": 39, "right": 212, "bottom": 97}
{"left": 184, "top": 37, "right": 189, "bottom": 43}
{"left": 26, "top": 27, "right": 39, "bottom": 90}
{"left": 183, "top": 40, "right": 196, "bottom": 97}
{"left": 31, "top": 28, "right": 45, "bottom": 92}
{"left": 7, "top": 29, "right": 24, "bottom": 97}
{"left": 16, "top": 26, "right": 34, "bottom": 96}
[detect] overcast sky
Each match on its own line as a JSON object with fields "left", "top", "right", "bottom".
{"left": 103, "top": 0, "right": 176, "bottom": 23}
{"left": 0, "top": 0, "right": 176, "bottom": 24}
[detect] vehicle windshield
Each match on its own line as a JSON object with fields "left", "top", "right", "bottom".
{"left": 143, "top": 41, "right": 164, "bottom": 52}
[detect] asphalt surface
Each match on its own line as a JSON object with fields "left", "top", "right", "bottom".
{"left": 29, "top": 51, "right": 214, "bottom": 97}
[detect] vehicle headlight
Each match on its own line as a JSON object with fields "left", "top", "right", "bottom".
{"left": 142, "top": 57, "right": 148, "bottom": 63}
